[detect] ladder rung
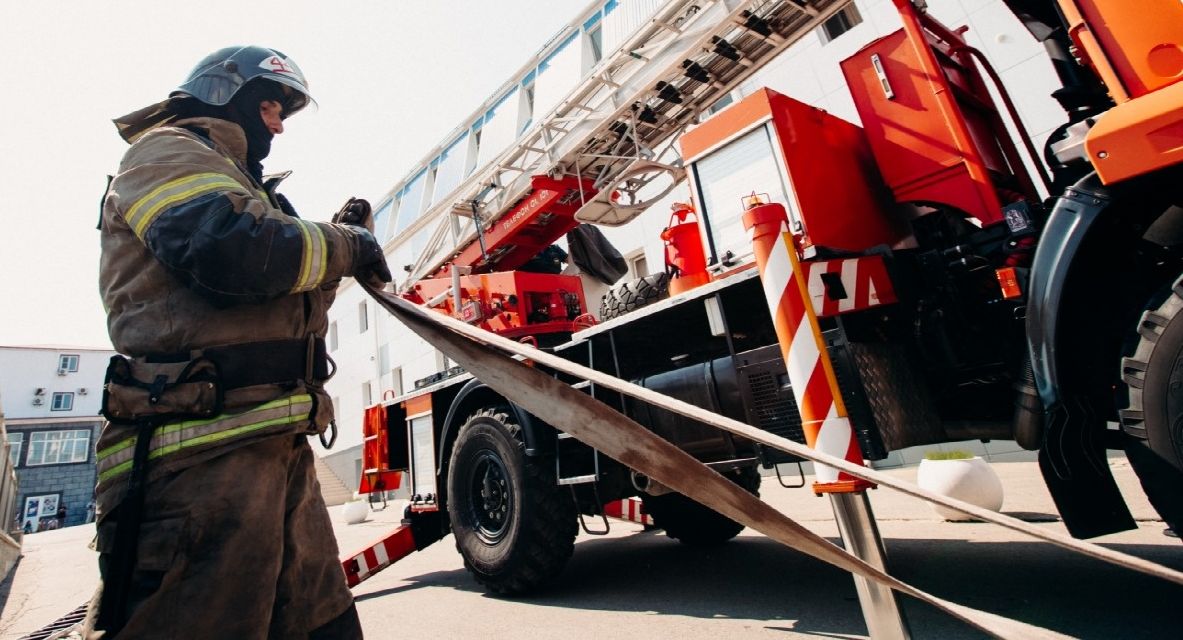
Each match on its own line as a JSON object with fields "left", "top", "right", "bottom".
{"left": 557, "top": 474, "right": 599, "bottom": 485}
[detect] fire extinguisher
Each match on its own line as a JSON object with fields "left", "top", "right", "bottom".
{"left": 661, "top": 202, "right": 711, "bottom": 295}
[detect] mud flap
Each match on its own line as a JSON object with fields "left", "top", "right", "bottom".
{"left": 1039, "top": 399, "right": 1135, "bottom": 538}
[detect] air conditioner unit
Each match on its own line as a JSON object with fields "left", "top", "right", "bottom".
{"left": 34, "top": 388, "right": 46, "bottom": 396}
{"left": 31, "top": 397, "right": 43, "bottom": 406}
{"left": 56, "top": 369, "right": 68, "bottom": 376}
{"left": 78, "top": 387, "right": 89, "bottom": 395}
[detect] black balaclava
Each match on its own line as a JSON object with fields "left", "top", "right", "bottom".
{"left": 226, "top": 80, "right": 287, "bottom": 182}
{"left": 168, "top": 80, "right": 285, "bottom": 183}
{"left": 208, "top": 79, "right": 281, "bottom": 180}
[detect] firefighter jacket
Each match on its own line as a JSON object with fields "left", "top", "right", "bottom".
{"left": 95, "top": 116, "right": 359, "bottom": 516}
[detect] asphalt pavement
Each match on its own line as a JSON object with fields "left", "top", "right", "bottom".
{"left": 2, "top": 458, "right": 1180, "bottom": 639}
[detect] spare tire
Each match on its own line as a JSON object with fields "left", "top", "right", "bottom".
{"left": 599, "top": 272, "right": 671, "bottom": 320}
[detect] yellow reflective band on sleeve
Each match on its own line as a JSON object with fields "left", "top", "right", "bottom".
{"left": 290, "top": 220, "right": 328, "bottom": 293}
{"left": 97, "top": 394, "right": 313, "bottom": 484}
{"left": 124, "top": 172, "right": 242, "bottom": 240}
{"left": 95, "top": 434, "right": 137, "bottom": 462}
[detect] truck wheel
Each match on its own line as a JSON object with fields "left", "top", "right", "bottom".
{"left": 447, "top": 407, "right": 577, "bottom": 594}
{"left": 643, "top": 467, "right": 761, "bottom": 546}
{"left": 1120, "top": 277, "right": 1183, "bottom": 533}
{"left": 599, "top": 272, "right": 670, "bottom": 320}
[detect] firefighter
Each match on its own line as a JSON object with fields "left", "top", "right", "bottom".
{"left": 86, "top": 46, "right": 389, "bottom": 638}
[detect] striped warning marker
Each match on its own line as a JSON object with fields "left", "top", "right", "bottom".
{"left": 742, "top": 200, "right": 870, "bottom": 493}
{"left": 803, "top": 255, "right": 896, "bottom": 317}
{"left": 341, "top": 525, "right": 418, "bottom": 588}
{"left": 603, "top": 497, "right": 654, "bottom": 525}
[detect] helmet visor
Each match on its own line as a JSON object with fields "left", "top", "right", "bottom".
{"left": 270, "top": 77, "right": 315, "bottom": 118}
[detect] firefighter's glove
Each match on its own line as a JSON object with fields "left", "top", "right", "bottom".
{"left": 332, "top": 197, "right": 373, "bottom": 233}
{"left": 274, "top": 193, "right": 300, "bottom": 218}
{"left": 345, "top": 225, "right": 392, "bottom": 288}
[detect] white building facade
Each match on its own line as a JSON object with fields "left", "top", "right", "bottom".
{"left": 0, "top": 345, "right": 115, "bottom": 531}
{"left": 321, "top": 0, "right": 1060, "bottom": 487}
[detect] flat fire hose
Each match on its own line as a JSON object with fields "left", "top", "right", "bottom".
{"left": 364, "top": 284, "right": 1183, "bottom": 639}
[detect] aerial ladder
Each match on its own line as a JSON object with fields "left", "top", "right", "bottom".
{"left": 342, "top": 0, "right": 852, "bottom": 587}
{"left": 398, "top": 0, "right": 851, "bottom": 327}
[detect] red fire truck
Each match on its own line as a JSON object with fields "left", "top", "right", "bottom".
{"left": 347, "top": 0, "right": 1183, "bottom": 594}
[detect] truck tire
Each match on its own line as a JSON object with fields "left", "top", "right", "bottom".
{"left": 1121, "top": 278, "right": 1183, "bottom": 534}
{"left": 643, "top": 467, "right": 761, "bottom": 546}
{"left": 446, "top": 407, "right": 578, "bottom": 594}
{"left": 599, "top": 272, "right": 670, "bottom": 320}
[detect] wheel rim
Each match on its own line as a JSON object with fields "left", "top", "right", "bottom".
{"left": 1166, "top": 343, "right": 1183, "bottom": 462}
{"left": 466, "top": 449, "right": 513, "bottom": 544}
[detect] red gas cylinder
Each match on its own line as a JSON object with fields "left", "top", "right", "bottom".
{"left": 661, "top": 202, "right": 711, "bottom": 295}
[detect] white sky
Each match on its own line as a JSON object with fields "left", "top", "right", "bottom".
{"left": 0, "top": 0, "right": 587, "bottom": 349}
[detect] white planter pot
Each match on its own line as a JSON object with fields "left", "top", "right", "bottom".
{"left": 342, "top": 500, "right": 369, "bottom": 525}
{"left": 916, "top": 457, "right": 1004, "bottom": 521}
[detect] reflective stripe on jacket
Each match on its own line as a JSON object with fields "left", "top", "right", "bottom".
{"left": 96, "top": 394, "right": 314, "bottom": 486}
{"left": 97, "top": 116, "right": 356, "bottom": 516}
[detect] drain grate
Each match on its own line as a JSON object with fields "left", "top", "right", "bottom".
{"left": 19, "top": 602, "right": 88, "bottom": 640}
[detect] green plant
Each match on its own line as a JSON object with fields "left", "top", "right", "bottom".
{"left": 923, "top": 450, "right": 975, "bottom": 461}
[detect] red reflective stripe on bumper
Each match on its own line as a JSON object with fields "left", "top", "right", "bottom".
{"left": 342, "top": 524, "right": 418, "bottom": 588}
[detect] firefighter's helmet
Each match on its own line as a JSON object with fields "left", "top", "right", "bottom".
{"left": 174, "top": 45, "right": 313, "bottom": 116}
{"left": 114, "top": 45, "right": 314, "bottom": 143}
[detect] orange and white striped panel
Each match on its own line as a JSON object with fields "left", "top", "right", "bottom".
{"left": 743, "top": 202, "right": 870, "bottom": 492}
{"left": 803, "top": 256, "right": 896, "bottom": 317}
{"left": 604, "top": 497, "right": 654, "bottom": 526}
{"left": 341, "top": 525, "right": 418, "bottom": 588}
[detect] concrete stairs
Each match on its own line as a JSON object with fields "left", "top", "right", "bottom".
{"left": 314, "top": 455, "right": 354, "bottom": 507}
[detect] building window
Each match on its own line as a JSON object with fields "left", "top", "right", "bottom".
{"left": 584, "top": 21, "right": 604, "bottom": 71}
{"left": 465, "top": 128, "right": 482, "bottom": 177}
{"left": 706, "top": 92, "right": 736, "bottom": 117}
{"left": 622, "top": 248, "right": 649, "bottom": 279}
{"left": 50, "top": 392, "right": 74, "bottom": 411}
{"left": 378, "top": 343, "right": 390, "bottom": 373}
{"left": 329, "top": 321, "right": 339, "bottom": 352}
{"left": 58, "top": 354, "right": 79, "bottom": 372}
{"left": 26, "top": 429, "right": 91, "bottom": 466}
{"left": 392, "top": 367, "right": 404, "bottom": 397}
{"left": 8, "top": 433, "right": 23, "bottom": 467}
{"left": 631, "top": 253, "right": 649, "bottom": 279}
{"left": 422, "top": 164, "right": 440, "bottom": 213}
{"left": 819, "top": 4, "right": 863, "bottom": 44}
{"left": 359, "top": 301, "right": 369, "bottom": 333}
{"left": 518, "top": 82, "right": 536, "bottom": 134}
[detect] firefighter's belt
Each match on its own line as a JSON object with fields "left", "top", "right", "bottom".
{"left": 199, "top": 336, "right": 329, "bottom": 389}
{"left": 103, "top": 337, "right": 328, "bottom": 425}
{"left": 145, "top": 336, "right": 330, "bottom": 390}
